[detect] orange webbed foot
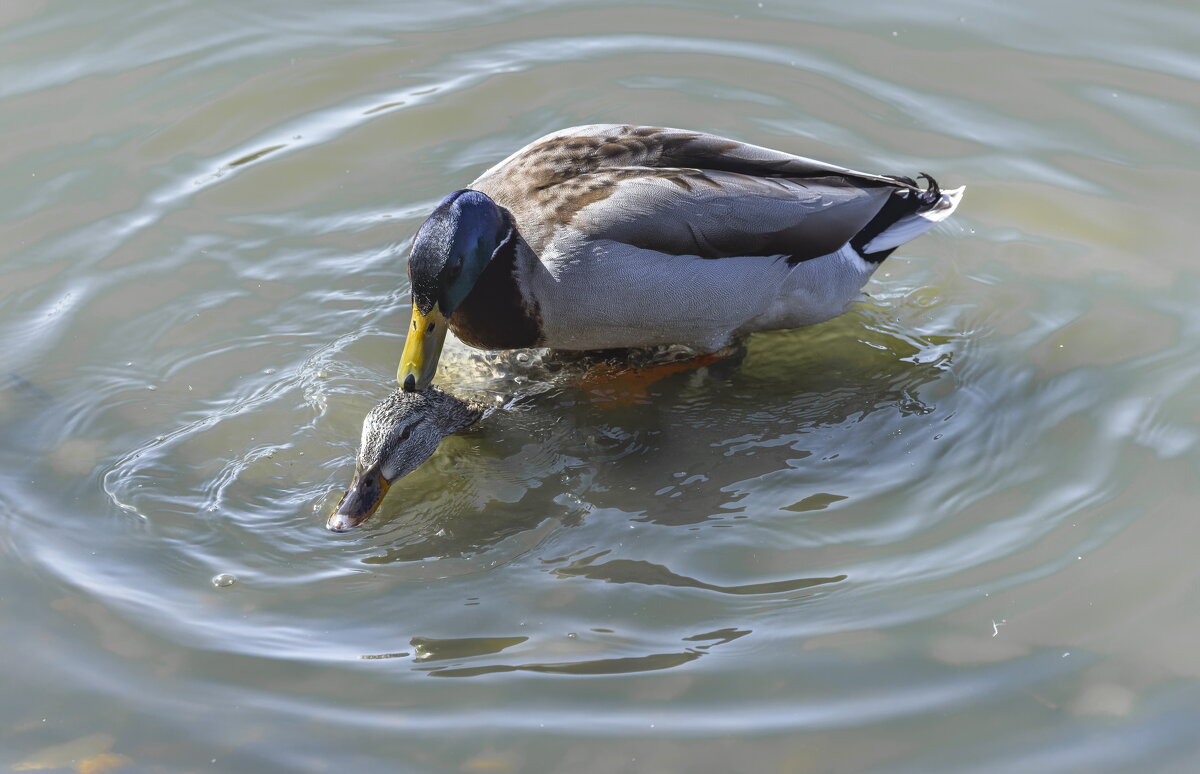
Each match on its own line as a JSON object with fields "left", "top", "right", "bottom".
{"left": 579, "top": 349, "right": 733, "bottom": 408}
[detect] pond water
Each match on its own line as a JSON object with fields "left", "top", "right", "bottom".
{"left": 3, "top": 1, "right": 1199, "bottom": 772}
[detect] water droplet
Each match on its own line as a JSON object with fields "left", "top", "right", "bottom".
{"left": 212, "top": 573, "right": 237, "bottom": 588}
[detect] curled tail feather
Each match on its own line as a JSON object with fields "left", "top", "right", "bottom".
{"left": 851, "top": 177, "right": 964, "bottom": 262}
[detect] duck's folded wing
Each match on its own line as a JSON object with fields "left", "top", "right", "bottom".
{"left": 476, "top": 125, "right": 937, "bottom": 261}
{"left": 563, "top": 168, "right": 897, "bottom": 263}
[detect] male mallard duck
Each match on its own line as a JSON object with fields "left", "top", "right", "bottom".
{"left": 397, "top": 123, "right": 963, "bottom": 391}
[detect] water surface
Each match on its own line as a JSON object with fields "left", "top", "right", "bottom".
{"left": 3, "top": 1, "right": 1200, "bottom": 772}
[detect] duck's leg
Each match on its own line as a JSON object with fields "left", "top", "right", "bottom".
{"left": 578, "top": 347, "right": 737, "bottom": 407}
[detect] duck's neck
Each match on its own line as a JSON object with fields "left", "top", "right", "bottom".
{"left": 449, "top": 219, "right": 543, "bottom": 349}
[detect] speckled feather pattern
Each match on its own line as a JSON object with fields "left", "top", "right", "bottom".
{"left": 358, "top": 387, "right": 483, "bottom": 480}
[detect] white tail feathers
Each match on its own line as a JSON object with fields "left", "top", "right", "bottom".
{"left": 861, "top": 185, "right": 965, "bottom": 255}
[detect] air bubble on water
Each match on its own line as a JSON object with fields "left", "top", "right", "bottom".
{"left": 212, "top": 573, "right": 237, "bottom": 588}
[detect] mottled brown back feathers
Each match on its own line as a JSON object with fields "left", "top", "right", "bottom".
{"left": 468, "top": 124, "right": 931, "bottom": 263}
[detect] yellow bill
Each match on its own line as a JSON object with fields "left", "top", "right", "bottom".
{"left": 397, "top": 303, "right": 449, "bottom": 391}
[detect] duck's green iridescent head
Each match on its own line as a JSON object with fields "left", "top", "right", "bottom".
{"left": 398, "top": 190, "right": 509, "bottom": 391}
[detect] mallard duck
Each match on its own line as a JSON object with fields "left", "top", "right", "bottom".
{"left": 328, "top": 387, "right": 483, "bottom": 532}
{"left": 397, "top": 123, "right": 963, "bottom": 391}
{"left": 331, "top": 125, "right": 964, "bottom": 531}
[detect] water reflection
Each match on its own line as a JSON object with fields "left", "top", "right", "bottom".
{"left": 550, "top": 551, "right": 846, "bottom": 595}
{"left": 414, "top": 627, "right": 751, "bottom": 678}
{"left": 423, "top": 650, "right": 703, "bottom": 678}
{"left": 4, "top": 0, "right": 1200, "bottom": 771}
{"left": 409, "top": 635, "right": 529, "bottom": 662}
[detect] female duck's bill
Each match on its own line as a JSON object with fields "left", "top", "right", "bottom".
{"left": 327, "top": 387, "right": 483, "bottom": 532}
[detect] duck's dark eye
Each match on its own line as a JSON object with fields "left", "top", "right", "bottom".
{"left": 398, "top": 425, "right": 413, "bottom": 442}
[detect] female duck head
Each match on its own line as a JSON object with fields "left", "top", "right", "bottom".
{"left": 398, "top": 190, "right": 509, "bottom": 391}
{"left": 327, "top": 386, "right": 483, "bottom": 532}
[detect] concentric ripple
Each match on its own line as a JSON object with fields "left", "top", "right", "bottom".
{"left": 3, "top": 0, "right": 1200, "bottom": 771}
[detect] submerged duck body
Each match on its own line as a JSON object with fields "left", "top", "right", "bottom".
{"left": 398, "top": 124, "right": 963, "bottom": 389}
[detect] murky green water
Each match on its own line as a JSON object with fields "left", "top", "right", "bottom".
{"left": 3, "top": 1, "right": 1200, "bottom": 771}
